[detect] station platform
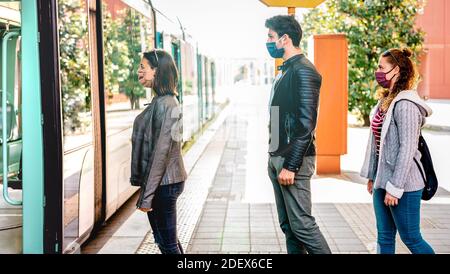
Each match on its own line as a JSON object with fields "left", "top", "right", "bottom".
{"left": 82, "top": 85, "right": 450, "bottom": 254}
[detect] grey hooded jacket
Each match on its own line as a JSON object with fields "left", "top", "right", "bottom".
{"left": 131, "top": 95, "right": 187, "bottom": 209}
{"left": 360, "top": 90, "right": 433, "bottom": 199}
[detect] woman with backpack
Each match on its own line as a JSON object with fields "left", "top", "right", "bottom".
{"left": 360, "top": 47, "right": 435, "bottom": 254}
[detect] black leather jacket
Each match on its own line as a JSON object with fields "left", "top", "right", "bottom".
{"left": 130, "top": 94, "right": 187, "bottom": 209}
{"left": 269, "top": 54, "right": 322, "bottom": 172}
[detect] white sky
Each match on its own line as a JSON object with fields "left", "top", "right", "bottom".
{"left": 150, "top": 0, "right": 308, "bottom": 59}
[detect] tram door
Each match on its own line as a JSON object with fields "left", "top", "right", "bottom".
{"left": 197, "top": 54, "right": 204, "bottom": 125}
{"left": 210, "top": 62, "right": 216, "bottom": 117}
{"left": 1, "top": 0, "right": 45, "bottom": 254}
{"left": 57, "top": 0, "right": 102, "bottom": 253}
{"left": 0, "top": 0, "right": 22, "bottom": 254}
{"left": 203, "top": 58, "right": 210, "bottom": 121}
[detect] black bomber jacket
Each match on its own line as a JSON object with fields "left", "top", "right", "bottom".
{"left": 268, "top": 54, "right": 322, "bottom": 173}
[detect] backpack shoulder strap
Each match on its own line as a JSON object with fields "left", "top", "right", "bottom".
{"left": 392, "top": 99, "right": 423, "bottom": 135}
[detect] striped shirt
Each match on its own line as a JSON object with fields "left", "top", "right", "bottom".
{"left": 371, "top": 107, "right": 386, "bottom": 155}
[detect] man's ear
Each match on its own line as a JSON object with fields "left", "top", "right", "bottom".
{"left": 283, "top": 34, "right": 292, "bottom": 46}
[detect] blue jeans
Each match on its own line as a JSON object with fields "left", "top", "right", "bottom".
{"left": 147, "top": 181, "right": 185, "bottom": 254}
{"left": 373, "top": 188, "right": 434, "bottom": 254}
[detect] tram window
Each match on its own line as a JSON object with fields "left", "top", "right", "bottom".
{"left": 102, "top": 0, "right": 155, "bottom": 216}
{"left": 0, "top": 27, "right": 21, "bottom": 142}
{"left": 11, "top": 37, "right": 22, "bottom": 141}
{"left": 102, "top": 0, "right": 154, "bottom": 113}
{"left": 181, "top": 43, "right": 198, "bottom": 97}
{"left": 59, "top": 0, "right": 92, "bottom": 140}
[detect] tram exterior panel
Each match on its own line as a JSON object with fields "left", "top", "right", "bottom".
{"left": 0, "top": 0, "right": 219, "bottom": 254}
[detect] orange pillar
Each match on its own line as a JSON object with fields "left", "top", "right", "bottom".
{"left": 274, "top": 58, "right": 283, "bottom": 76}
{"left": 314, "top": 34, "right": 348, "bottom": 175}
{"left": 287, "top": 7, "right": 295, "bottom": 15}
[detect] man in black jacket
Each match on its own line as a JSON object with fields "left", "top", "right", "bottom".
{"left": 265, "top": 15, "right": 331, "bottom": 254}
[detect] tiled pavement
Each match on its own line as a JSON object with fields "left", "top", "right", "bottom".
{"left": 83, "top": 98, "right": 231, "bottom": 254}
{"left": 135, "top": 104, "right": 231, "bottom": 254}
{"left": 85, "top": 85, "right": 450, "bottom": 254}
{"left": 336, "top": 203, "right": 450, "bottom": 253}
{"left": 186, "top": 110, "right": 450, "bottom": 254}
{"left": 185, "top": 86, "right": 450, "bottom": 254}
{"left": 186, "top": 112, "right": 369, "bottom": 254}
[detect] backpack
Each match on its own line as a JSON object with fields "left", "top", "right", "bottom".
{"left": 394, "top": 100, "right": 438, "bottom": 200}
{"left": 415, "top": 134, "right": 438, "bottom": 200}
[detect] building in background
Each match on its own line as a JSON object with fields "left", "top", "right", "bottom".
{"left": 416, "top": 0, "right": 450, "bottom": 100}
{"left": 223, "top": 58, "right": 274, "bottom": 86}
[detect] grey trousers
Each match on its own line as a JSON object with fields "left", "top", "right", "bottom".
{"left": 268, "top": 155, "right": 331, "bottom": 254}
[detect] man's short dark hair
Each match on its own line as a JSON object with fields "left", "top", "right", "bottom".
{"left": 265, "top": 15, "right": 302, "bottom": 47}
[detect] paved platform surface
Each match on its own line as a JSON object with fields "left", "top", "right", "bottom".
{"left": 82, "top": 84, "right": 450, "bottom": 254}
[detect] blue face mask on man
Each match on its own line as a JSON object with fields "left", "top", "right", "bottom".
{"left": 266, "top": 35, "right": 286, "bottom": 58}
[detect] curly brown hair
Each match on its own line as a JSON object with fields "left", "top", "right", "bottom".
{"left": 376, "top": 48, "right": 418, "bottom": 112}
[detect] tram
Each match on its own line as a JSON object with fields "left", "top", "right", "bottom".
{"left": 0, "top": 0, "right": 218, "bottom": 254}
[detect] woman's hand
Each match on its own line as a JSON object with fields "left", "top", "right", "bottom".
{"left": 138, "top": 207, "right": 153, "bottom": 213}
{"left": 384, "top": 193, "right": 398, "bottom": 207}
{"left": 367, "top": 180, "right": 374, "bottom": 195}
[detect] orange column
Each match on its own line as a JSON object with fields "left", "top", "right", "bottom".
{"left": 274, "top": 58, "right": 283, "bottom": 76}
{"left": 314, "top": 34, "right": 348, "bottom": 175}
{"left": 287, "top": 7, "right": 295, "bottom": 15}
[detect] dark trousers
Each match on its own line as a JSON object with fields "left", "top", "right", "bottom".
{"left": 268, "top": 155, "right": 331, "bottom": 254}
{"left": 147, "top": 181, "right": 185, "bottom": 254}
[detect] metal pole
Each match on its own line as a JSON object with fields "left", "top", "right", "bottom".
{"left": 288, "top": 7, "right": 296, "bottom": 15}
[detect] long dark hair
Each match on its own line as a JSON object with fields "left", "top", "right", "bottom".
{"left": 143, "top": 49, "right": 178, "bottom": 96}
{"left": 378, "top": 48, "right": 417, "bottom": 111}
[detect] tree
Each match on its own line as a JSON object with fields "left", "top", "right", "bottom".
{"left": 117, "top": 9, "right": 146, "bottom": 110}
{"left": 301, "top": 0, "right": 426, "bottom": 125}
{"left": 103, "top": 3, "right": 154, "bottom": 110}
{"left": 102, "top": 4, "right": 132, "bottom": 104}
